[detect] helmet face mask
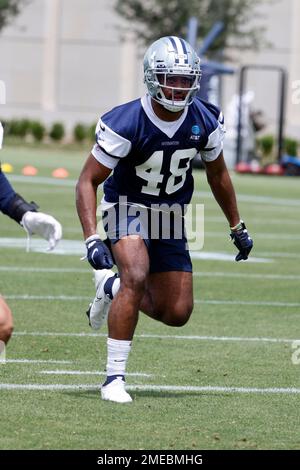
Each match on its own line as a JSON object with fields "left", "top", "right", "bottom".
{"left": 144, "top": 36, "right": 201, "bottom": 112}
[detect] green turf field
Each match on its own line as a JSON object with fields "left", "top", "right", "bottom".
{"left": 0, "top": 145, "right": 300, "bottom": 450}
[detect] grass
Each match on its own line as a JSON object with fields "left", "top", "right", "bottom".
{"left": 0, "top": 145, "right": 300, "bottom": 449}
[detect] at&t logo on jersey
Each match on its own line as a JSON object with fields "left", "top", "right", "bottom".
{"left": 190, "top": 124, "right": 200, "bottom": 141}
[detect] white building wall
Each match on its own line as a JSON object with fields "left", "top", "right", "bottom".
{"left": 0, "top": 0, "right": 142, "bottom": 130}
{"left": 287, "top": 0, "right": 300, "bottom": 134}
{"left": 0, "top": 0, "right": 299, "bottom": 140}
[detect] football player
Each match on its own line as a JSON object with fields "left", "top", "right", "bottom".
{"left": 76, "top": 36, "right": 253, "bottom": 403}
{"left": 0, "top": 121, "right": 62, "bottom": 344}
{"left": 0, "top": 122, "right": 62, "bottom": 251}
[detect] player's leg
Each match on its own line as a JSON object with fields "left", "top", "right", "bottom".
{"left": 101, "top": 235, "right": 150, "bottom": 403}
{"left": 85, "top": 204, "right": 147, "bottom": 331}
{"left": 140, "top": 271, "right": 193, "bottom": 326}
{"left": 139, "top": 234, "right": 194, "bottom": 325}
{"left": 88, "top": 224, "right": 194, "bottom": 328}
{"left": 109, "top": 235, "right": 149, "bottom": 339}
{"left": 0, "top": 296, "right": 13, "bottom": 344}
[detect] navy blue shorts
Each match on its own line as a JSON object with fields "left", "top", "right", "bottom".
{"left": 103, "top": 203, "right": 192, "bottom": 274}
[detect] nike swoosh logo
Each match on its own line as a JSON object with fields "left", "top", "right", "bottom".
{"left": 91, "top": 248, "right": 98, "bottom": 264}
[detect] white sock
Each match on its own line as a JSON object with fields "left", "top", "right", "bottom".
{"left": 106, "top": 337, "right": 131, "bottom": 378}
{"left": 104, "top": 275, "right": 120, "bottom": 300}
{"left": 111, "top": 277, "right": 120, "bottom": 297}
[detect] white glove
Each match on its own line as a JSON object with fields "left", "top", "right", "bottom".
{"left": 21, "top": 211, "right": 62, "bottom": 251}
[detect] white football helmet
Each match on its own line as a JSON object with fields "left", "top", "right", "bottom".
{"left": 144, "top": 36, "right": 201, "bottom": 112}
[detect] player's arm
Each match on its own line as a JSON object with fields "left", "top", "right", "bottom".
{"left": 1, "top": 120, "right": 62, "bottom": 251}
{"left": 76, "top": 153, "right": 112, "bottom": 239}
{"left": 203, "top": 151, "right": 253, "bottom": 261}
{"left": 77, "top": 116, "right": 131, "bottom": 269}
{"left": 76, "top": 154, "right": 114, "bottom": 269}
{"left": 0, "top": 176, "right": 62, "bottom": 251}
{"left": 203, "top": 151, "right": 240, "bottom": 227}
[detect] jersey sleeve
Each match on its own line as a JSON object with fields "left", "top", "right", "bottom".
{"left": 199, "top": 110, "right": 226, "bottom": 162}
{"left": 91, "top": 118, "right": 132, "bottom": 169}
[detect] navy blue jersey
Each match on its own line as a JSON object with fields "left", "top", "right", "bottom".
{"left": 92, "top": 95, "right": 225, "bottom": 207}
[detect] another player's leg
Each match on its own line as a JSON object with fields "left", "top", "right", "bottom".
{"left": 101, "top": 235, "right": 150, "bottom": 403}
{"left": 0, "top": 296, "right": 13, "bottom": 344}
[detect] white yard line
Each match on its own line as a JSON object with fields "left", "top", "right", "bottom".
{"left": 194, "top": 190, "right": 300, "bottom": 207}
{"left": 4, "top": 359, "right": 73, "bottom": 364}
{"left": 3, "top": 237, "right": 297, "bottom": 261}
{"left": 194, "top": 299, "right": 300, "bottom": 307}
{"left": 13, "top": 331, "right": 300, "bottom": 344}
{"left": 204, "top": 216, "right": 300, "bottom": 226}
{"left": 190, "top": 252, "right": 272, "bottom": 263}
{"left": 193, "top": 250, "right": 300, "bottom": 260}
{"left": 252, "top": 251, "right": 300, "bottom": 259}
{"left": 14, "top": 331, "right": 103, "bottom": 337}
{"left": 5, "top": 295, "right": 300, "bottom": 307}
{"left": 1, "top": 266, "right": 298, "bottom": 281}
{"left": 8, "top": 176, "right": 299, "bottom": 207}
{"left": 0, "top": 238, "right": 85, "bottom": 256}
{"left": 205, "top": 232, "right": 300, "bottom": 241}
{"left": 0, "top": 266, "right": 91, "bottom": 273}
{"left": 8, "top": 175, "right": 77, "bottom": 187}
{"left": 1, "top": 383, "right": 300, "bottom": 394}
{"left": 39, "top": 370, "right": 153, "bottom": 377}
{"left": 5, "top": 295, "right": 91, "bottom": 300}
{"left": 193, "top": 272, "right": 300, "bottom": 281}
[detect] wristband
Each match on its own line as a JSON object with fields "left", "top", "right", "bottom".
{"left": 230, "top": 220, "right": 244, "bottom": 231}
{"left": 85, "top": 234, "right": 101, "bottom": 245}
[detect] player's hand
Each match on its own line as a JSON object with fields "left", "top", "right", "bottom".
{"left": 230, "top": 221, "right": 253, "bottom": 261}
{"left": 22, "top": 211, "right": 62, "bottom": 251}
{"left": 85, "top": 234, "right": 114, "bottom": 269}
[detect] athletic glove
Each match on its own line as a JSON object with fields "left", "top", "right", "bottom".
{"left": 22, "top": 211, "right": 62, "bottom": 251}
{"left": 230, "top": 220, "right": 253, "bottom": 261}
{"left": 85, "top": 234, "right": 114, "bottom": 270}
